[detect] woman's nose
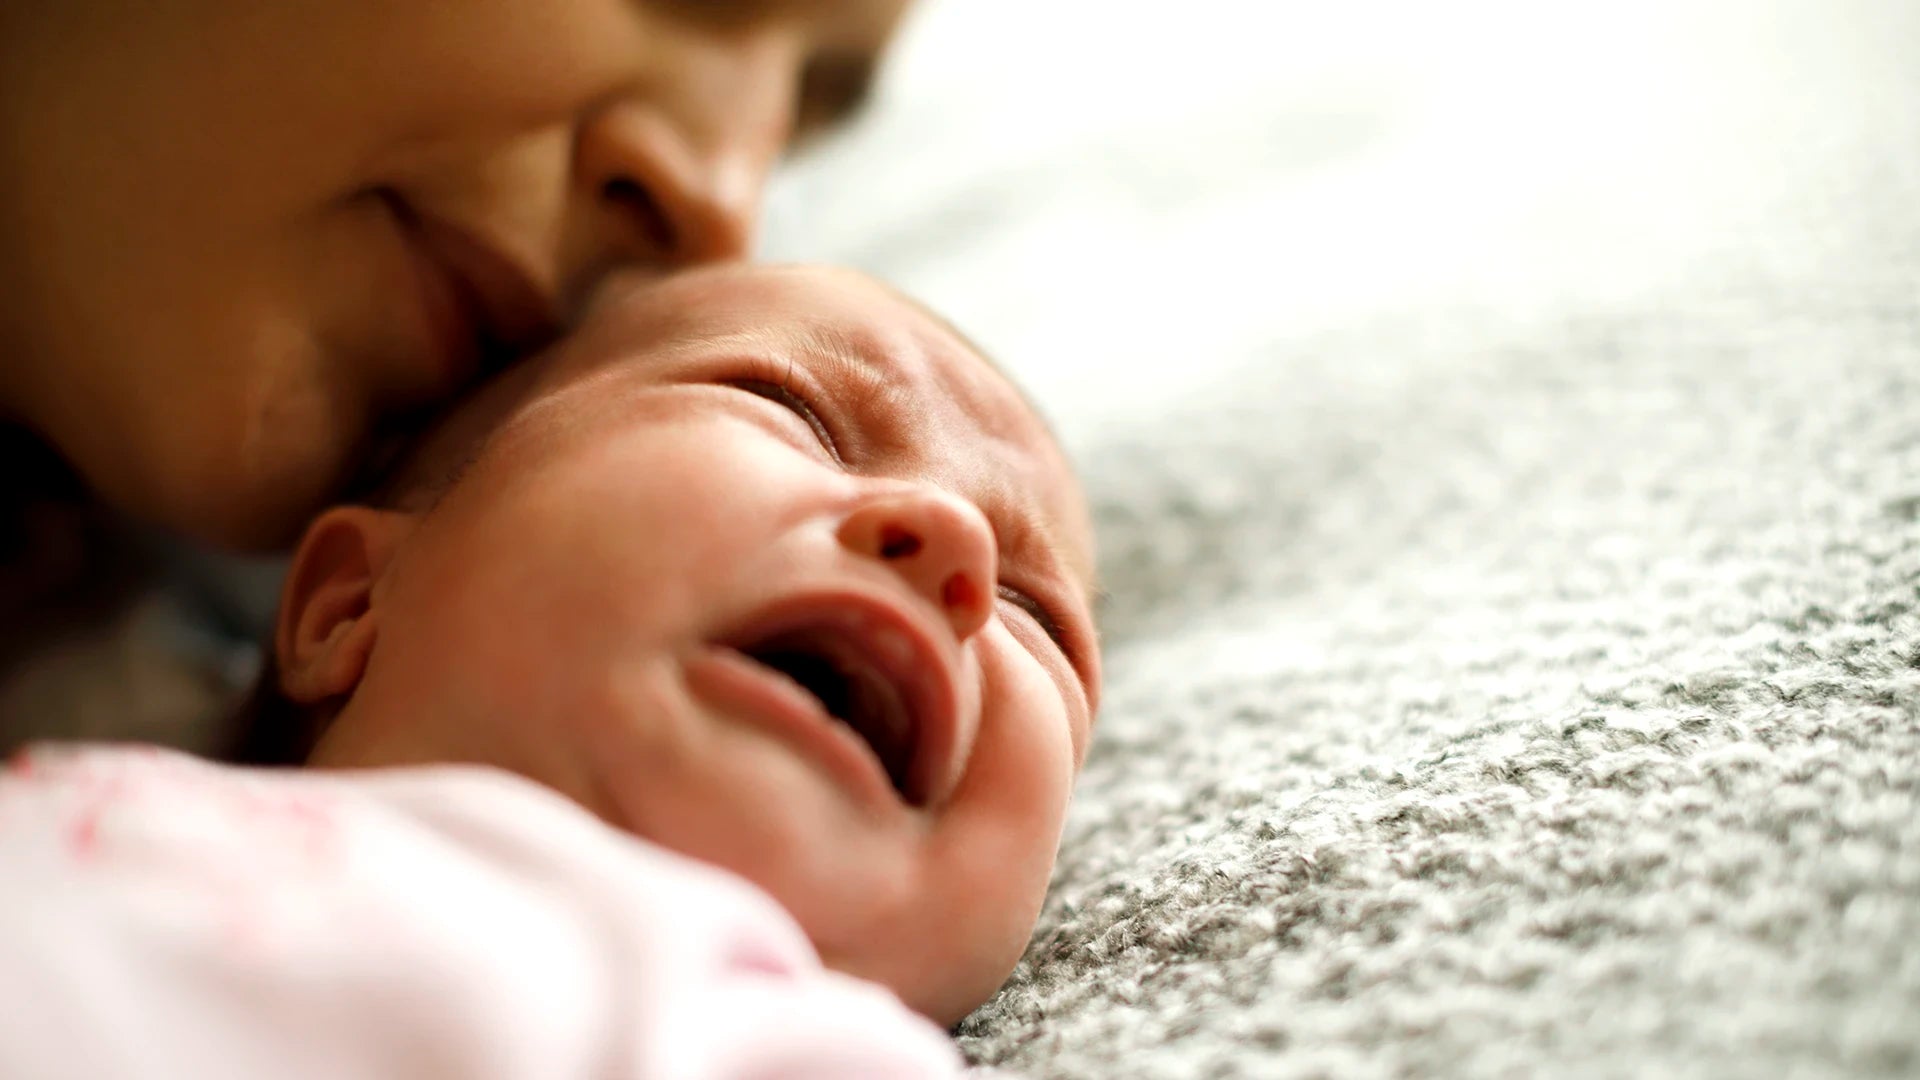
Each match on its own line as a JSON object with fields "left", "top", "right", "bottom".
{"left": 836, "top": 489, "right": 998, "bottom": 643}
{"left": 571, "top": 32, "right": 798, "bottom": 268}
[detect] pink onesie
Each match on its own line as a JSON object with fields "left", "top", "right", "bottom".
{"left": 0, "top": 744, "right": 979, "bottom": 1079}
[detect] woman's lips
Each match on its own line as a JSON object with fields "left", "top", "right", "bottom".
{"left": 682, "top": 645, "right": 903, "bottom": 814}
{"left": 383, "top": 191, "right": 558, "bottom": 394}
{"left": 400, "top": 221, "right": 486, "bottom": 390}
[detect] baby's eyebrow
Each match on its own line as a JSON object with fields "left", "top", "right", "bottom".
{"left": 790, "top": 326, "right": 907, "bottom": 421}
{"left": 793, "top": 324, "right": 889, "bottom": 378}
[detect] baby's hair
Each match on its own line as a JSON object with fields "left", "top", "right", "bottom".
{"left": 346, "top": 419, "right": 490, "bottom": 516}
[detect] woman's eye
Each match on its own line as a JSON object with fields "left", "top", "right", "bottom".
{"left": 998, "top": 584, "right": 1070, "bottom": 655}
{"left": 730, "top": 379, "right": 840, "bottom": 462}
{"left": 794, "top": 53, "right": 877, "bottom": 143}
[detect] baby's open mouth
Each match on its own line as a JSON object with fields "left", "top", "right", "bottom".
{"left": 743, "top": 631, "right": 917, "bottom": 802}
{"left": 717, "top": 595, "right": 960, "bottom": 810}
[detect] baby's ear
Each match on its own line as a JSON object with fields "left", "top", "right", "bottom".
{"left": 275, "top": 507, "right": 413, "bottom": 706}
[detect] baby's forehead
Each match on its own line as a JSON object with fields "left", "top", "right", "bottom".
{"left": 390, "top": 265, "right": 1095, "bottom": 587}
{"left": 577, "top": 265, "right": 1098, "bottom": 582}
{"left": 598, "top": 265, "right": 1062, "bottom": 448}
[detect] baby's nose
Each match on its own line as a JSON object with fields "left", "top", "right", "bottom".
{"left": 836, "top": 489, "right": 997, "bottom": 642}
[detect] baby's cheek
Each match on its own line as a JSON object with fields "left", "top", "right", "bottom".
{"left": 967, "top": 634, "right": 1079, "bottom": 832}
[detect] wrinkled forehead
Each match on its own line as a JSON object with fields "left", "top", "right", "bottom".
{"left": 382, "top": 265, "right": 1095, "bottom": 589}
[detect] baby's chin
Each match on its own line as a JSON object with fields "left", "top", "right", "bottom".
{"left": 851, "top": 943, "right": 1028, "bottom": 1027}
{"left": 805, "top": 888, "right": 1042, "bottom": 1026}
{"left": 622, "top": 759, "right": 1051, "bottom": 1024}
{"left": 619, "top": 784, "right": 1032, "bottom": 1024}
{"left": 631, "top": 797, "right": 1032, "bottom": 1025}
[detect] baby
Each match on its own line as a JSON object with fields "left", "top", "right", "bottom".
{"left": 0, "top": 265, "right": 1100, "bottom": 1076}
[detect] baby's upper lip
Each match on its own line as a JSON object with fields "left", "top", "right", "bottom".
{"left": 386, "top": 193, "right": 560, "bottom": 362}
{"left": 720, "top": 588, "right": 966, "bottom": 809}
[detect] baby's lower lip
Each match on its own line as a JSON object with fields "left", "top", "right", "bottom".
{"left": 682, "top": 645, "right": 902, "bottom": 814}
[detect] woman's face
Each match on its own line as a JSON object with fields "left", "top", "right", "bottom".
{"left": 0, "top": 0, "right": 910, "bottom": 548}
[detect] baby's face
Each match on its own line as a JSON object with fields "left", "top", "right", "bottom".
{"left": 0, "top": 2, "right": 909, "bottom": 547}
{"left": 283, "top": 265, "right": 1101, "bottom": 1023}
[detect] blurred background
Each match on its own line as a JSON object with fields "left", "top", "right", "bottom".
{"left": 765, "top": 0, "right": 1915, "bottom": 435}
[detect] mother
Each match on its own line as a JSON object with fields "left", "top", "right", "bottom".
{"left": 0, "top": 1, "right": 910, "bottom": 643}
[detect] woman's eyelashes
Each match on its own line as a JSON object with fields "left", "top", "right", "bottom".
{"left": 730, "top": 378, "right": 842, "bottom": 463}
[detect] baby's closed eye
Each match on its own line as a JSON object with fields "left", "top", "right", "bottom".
{"left": 727, "top": 373, "right": 842, "bottom": 464}
{"left": 996, "top": 584, "right": 1067, "bottom": 653}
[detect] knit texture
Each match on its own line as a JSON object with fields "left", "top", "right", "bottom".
{"left": 767, "top": 1, "right": 1920, "bottom": 1075}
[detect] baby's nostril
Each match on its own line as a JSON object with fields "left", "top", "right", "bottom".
{"left": 879, "top": 527, "right": 922, "bottom": 560}
{"left": 940, "top": 573, "right": 978, "bottom": 612}
{"left": 601, "top": 177, "right": 677, "bottom": 254}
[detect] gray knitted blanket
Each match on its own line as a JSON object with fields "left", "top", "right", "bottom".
{"left": 767, "top": 1, "right": 1920, "bottom": 1075}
